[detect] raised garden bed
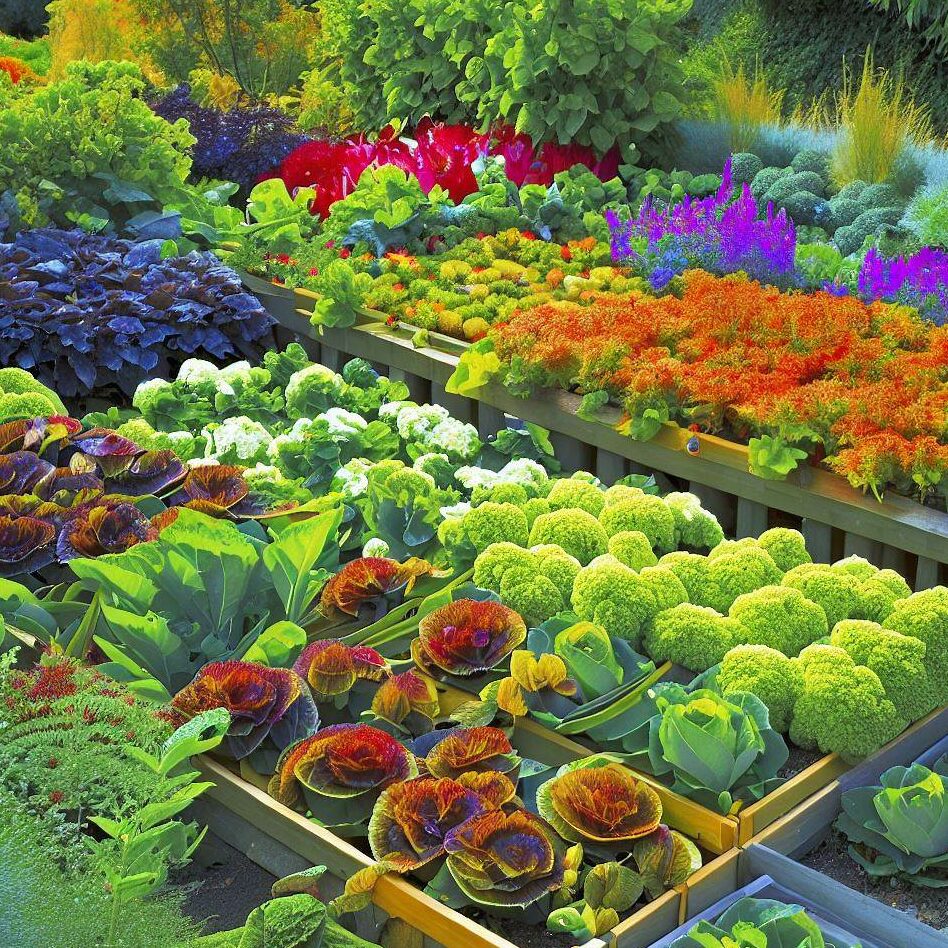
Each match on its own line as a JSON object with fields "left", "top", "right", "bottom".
{"left": 249, "top": 286, "right": 948, "bottom": 591}
{"left": 747, "top": 724, "right": 948, "bottom": 942}
{"left": 437, "top": 681, "right": 948, "bottom": 849}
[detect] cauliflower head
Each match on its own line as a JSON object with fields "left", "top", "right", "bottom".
{"left": 757, "top": 528, "right": 811, "bottom": 572}
{"left": 608, "top": 531, "right": 658, "bottom": 571}
{"left": 789, "top": 644, "right": 905, "bottom": 761}
{"left": 781, "top": 563, "right": 861, "bottom": 630}
{"left": 830, "top": 619, "right": 938, "bottom": 724}
{"left": 529, "top": 508, "right": 608, "bottom": 565}
{"left": 717, "top": 644, "right": 802, "bottom": 733}
{"left": 598, "top": 494, "right": 676, "bottom": 552}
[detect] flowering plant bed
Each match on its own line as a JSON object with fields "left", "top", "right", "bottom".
{"left": 257, "top": 311, "right": 948, "bottom": 583}
{"left": 196, "top": 733, "right": 741, "bottom": 948}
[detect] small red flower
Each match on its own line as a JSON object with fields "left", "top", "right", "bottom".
{"left": 49, "top": 790, "right": 64, "bottom": 804}
{"left": 339, "top": 248, "right": 352, "bottom": 259}
{"left": 309, "top": 267, "right": 320, "bottom": 276}
{"left": 560, "top": 245, "right": 572, "bottom": 261}
{"left": 48, "top": 757, "right": 58, "bottom": 769}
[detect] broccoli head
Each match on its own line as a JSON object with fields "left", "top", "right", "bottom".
{"left": 717, "top": 644, "right": 802, "bottom": 732}
{"left": 608, "top": 530, "right": 658, "bottom": 570}
{"left": 529, "top": 508, "right": 608, "bottom": 565}
{"left": 464, "top": 502, "right": 530, "bottom": 554}
{"left": 522, "top": 496, "right": 552, "bottom": 528}
{"left": 531, "top": 544, "right": 582, "bottom": 595}
{"left": 0, "top": 391, "right": 60, "bottom": 422}
{"left": 663, "top": 492, "right": 724, "bottom": 550}
{"left": 598, "top": 494, "right": 676, "bottom": 552}
{"left": 503, "top": 575, "right": 564, "bottom": 627}
{"left": 571, "top": 556, "right": 684, "bottom": 645}
{"left": 601, "top": 483, "right": 645, "bottom": 507}
{"left": 831, "top": 555, "right": 877, "bottom": 581}
{"left": 699, "top": 546, "right": 784, "bottom": 614}
{"left": 470, "top": 482, "right": 531, "bottom": 507}
{"left": 781, "top": 563, "right": 861, "bottom": 630}
{"left": 882, "top": 587, "right": 948, "bottom": 705}
{"left": 826, "top": 196, "right": 862, "bottom": 228}
{"left": 545, "top": 476, "right": 606, "bottom": 516}
{"left": 757, "top": 528, "right": 811, "bottom": 572}
{"left": 851, "top": 576, "right": 909, "bottom": 623}
{"left": 473, "top": 542, "right": 537, "bottom": 593}
{"left": 728, "top": 585, "right": 829, "bottom": 656}
{"left": 750, "top": 165, "right": 792, "bottom": 200}
{"left": 643, "top": 603, "right": 743, "bottom": 672}
{"left": 789, "top": 644, "right": 905, "bottom": 761}
{"left": 658, "top": 551, "right": 710, "bottom": 602}
{"left": 830, "top": 619, "right": 938, "bottom": 723}
{"left": 0, "top": 367, "right": 67, "bottom": 416}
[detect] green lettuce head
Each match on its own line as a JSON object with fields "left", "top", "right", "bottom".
{"left": 836, "top": 755, "right": 948, "bottom": 886}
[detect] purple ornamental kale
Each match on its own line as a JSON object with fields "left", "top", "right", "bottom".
{"left": 0, "top": 228, "right": 275, "bottom": 398}
{"left": 151, "top": 86, "right": 307, "bottom": 191}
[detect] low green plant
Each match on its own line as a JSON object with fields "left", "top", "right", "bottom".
{"left": 902, "top": 182, "right": 948, "bottom": 247}
{"left": 0, "top": 60, "right": 195, "bottom": 234}
{"left": 0, "top": 790, "right": 200, "bottom": 948}
{"left": 87, "top": 708, "right": 230, "bottom": 945}
{"left": 835, "top": 754, "right": 948, "bottom": 886}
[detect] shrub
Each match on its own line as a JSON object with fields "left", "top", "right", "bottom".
{"left": 46, "top": 0, "right": 139, "bottom": 80}
{"left": 133, "top": 0, "right": 312, "bottom": 98}
{"left": 331, "top": 0, "right": 692, "bottom": 163}
{"left": 0, "top": 60, "right": 195, "bottom": 235}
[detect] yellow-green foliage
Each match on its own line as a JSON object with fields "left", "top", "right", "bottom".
{"left": 830, "top": 51, "right": 932, "bottom": 186}
{"left": 713, "top": 59, "right": 784, "bottom": 153}
{"left": 46, "top": 0, "right": 140, "bottom": 80}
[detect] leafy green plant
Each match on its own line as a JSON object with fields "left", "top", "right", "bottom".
{"left": 327, "top": 0, "right": 690, "bottom": 162}
{"left": 669, "top": 895, "right": 861, "bottom": 947}
{"left": 622, "top": 684, "right": 788, "bottom": 813}
{"left": 0, "top": 789, "right": 200, "bottom": 948}
{"left": 0, "top": 60, "right": 195, "bottom": 235}
{"left": 902, "top": 182, "right": 948, "bottom": 247}
{"left": 835, "top": 755, "right": 948, "bottom": 886}
{"left": 88, "top": 708, "right": 229, "bottom": 945}
{"left": 192, "top": 869, "right": 381, "bottom": 947}
{"left": 58, "top": 507, "right": 343, "bottom": 699}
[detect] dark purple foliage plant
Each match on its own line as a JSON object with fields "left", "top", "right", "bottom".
{"left": 151, "top": 85, "right": 306, "bottom": 192}
{"left": 0, "top": 228, "right": 274, "bottom": 397}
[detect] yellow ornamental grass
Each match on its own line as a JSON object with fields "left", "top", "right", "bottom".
{"left": 831, "top": 51, "right": 933, "bottom": 186}
{"left": 713, "top": 59, "right": 784, "bottom": 153}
